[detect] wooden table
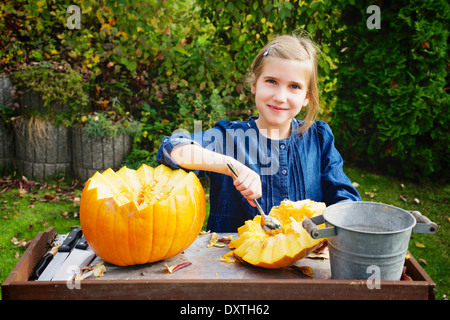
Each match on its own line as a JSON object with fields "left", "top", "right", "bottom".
{"left": 2, "top": 227, "right": 436, "bottom": 300}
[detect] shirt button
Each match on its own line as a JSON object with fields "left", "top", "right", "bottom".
{"left": 280, "top": 143, "right": 285, "bottom": 150}
{"left": 281, "top": 169, "right": 287, "bottom": 175}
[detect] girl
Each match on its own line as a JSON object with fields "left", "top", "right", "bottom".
{"left": 157, "top": 34, "right": 361, "bottom": 232}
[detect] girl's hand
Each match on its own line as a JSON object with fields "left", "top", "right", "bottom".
{"left": 227, "top": 160, "right": 262, "bottom": 207}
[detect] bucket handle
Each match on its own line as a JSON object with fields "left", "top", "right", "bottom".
{"left": 302, "top": 215, "right": 336, "bottom": 239}
{"left": 409, "top": 211, "right": 439, "bottom": 234}
{"left": 302, "top": 211, "right": 439, "bottom": 239}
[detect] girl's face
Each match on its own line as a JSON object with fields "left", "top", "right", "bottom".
{"left": 251, "top": 58, "right": 310, "bottom": 139}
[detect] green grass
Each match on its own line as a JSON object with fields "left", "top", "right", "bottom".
{"left": 0, "top": 167, "right": 448, "bottom": 300}
{"left": 0, "top": 177, "right": 82, "bottom": 299}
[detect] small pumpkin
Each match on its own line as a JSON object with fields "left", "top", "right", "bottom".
{"left": 229, "top": 199, "right": 326, "bottom": 269}
{"left": 80, "top": 164, "right": 206, "bottom": 266}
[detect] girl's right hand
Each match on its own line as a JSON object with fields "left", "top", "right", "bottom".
{"left": 227, "top": 160, "right": 262, "bottom": 207}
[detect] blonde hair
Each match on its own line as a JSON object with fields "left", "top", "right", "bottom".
{"left": 247, "top": 33, "right": 320, "bottom": 134}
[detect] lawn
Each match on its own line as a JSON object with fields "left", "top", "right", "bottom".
{"left": 0, "top": 166, "right": 448, "bottom": 300}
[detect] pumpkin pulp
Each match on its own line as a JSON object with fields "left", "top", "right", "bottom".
{"left": 229, "top": 200, "right": 327, "bottom": 269}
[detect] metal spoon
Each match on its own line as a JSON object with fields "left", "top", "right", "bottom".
{"left": 226, "top": 161, "right": 282, "bottom": 233}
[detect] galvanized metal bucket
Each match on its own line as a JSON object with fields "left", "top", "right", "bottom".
{"left": 302, "top": 201, "right": 438, "bottom": 280}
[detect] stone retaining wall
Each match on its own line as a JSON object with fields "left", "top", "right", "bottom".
{"left": 71, "top": 125, "right": 132, "bottom": 182}
{"left": 1, "top": 74, "right": 132, "bottom": 181}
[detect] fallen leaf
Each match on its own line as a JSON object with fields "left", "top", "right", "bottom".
{"left": 420, "top": 41, "right": 430, "bottom": 49}
{"left": 364, "top": 191, "right": 376, "bottom": 198}
{"left": 399, "top": 195, "right": 407, "bottom": 202}
{"left": 75, "top": 261, "right": 105, "bottom": 280}
{"left": 419, "top": 258, "right": 427, "bottom": 265}
{"left": 77, "top": 270, "right": 94, "bottom": 281}
{"left": 414, "top": 198, "right": 420, "bottom": 205}
{"left": 307, "top": 246, "right": 329, "bottom": 259}
{"left": 43, "top": 193, "right": 59, "bottom": 202}
{"left": 49, "top": 245, "right": 60, "bottom": 255}
{"left": 352, "top": 182, "right": 360, "bottom": 188}
{"left": 93, "top": 261, "right": 107, "bottom": 277}
{"left": 18, "top": 188, "right": 27, "bottom": 197}
{"left": 165, "top": 262, "right": 192, "bottom": 274}
{"left": 207, "top": 232, "right": 219, "bottom": 248}
{"left": 414, "top": 241, "right": 426, "bottom": 248}
{"left": 11, "top": 237, "right": 29, "bottom": 248}
{"left": 290, "top": 265, "right": 314, "bottom": 278}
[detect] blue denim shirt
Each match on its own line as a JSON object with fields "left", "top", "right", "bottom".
{"left": 157, "top": 117, "right": 361, "bottom": 232}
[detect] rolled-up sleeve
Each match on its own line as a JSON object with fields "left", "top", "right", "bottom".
{"left": 156, "top": 131, "right": 201, "bottom": 171}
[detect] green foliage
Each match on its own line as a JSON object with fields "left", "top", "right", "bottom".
{"left": 121, "top": 148, "right": 159, "bottom": 170}
{"left": 196, "top": 0, "right": 344, "bottom": 118}
{"left": 0, "top": 0, "right": 448, "bottom": 181}
{"left": 331, "top": 0, "right": 449, "bottom": 181}
{"left": 177, "top": 89, "right": 227, "bottom": 131}
{"left": 0, "top": 0, "right": 344, "bottom": 156}
{"left": 82, "top": 111, "right": 141, "bottom": 139}
{"left": 10, "top": 62, "right": 89, "bottom": 112}
{"left": 79, "top": 94, "right": 141, "bottom": 138}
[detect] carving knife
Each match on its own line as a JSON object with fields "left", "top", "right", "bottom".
{"left": 29, "top": 234, "right": 67, "bottom": 280}
{"left": 51, "top": 235, "right": 96, "bottom": 281}
{"left": 37, "top": 228, "right": 83, "bottom": 281}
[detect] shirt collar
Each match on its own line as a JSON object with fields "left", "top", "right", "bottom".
{"left": 249, "top": 116, "right": 299, "bottom": 141}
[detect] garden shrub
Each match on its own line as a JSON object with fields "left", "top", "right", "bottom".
{"left": 196, "top": 0, "right": 344, "bottom": 119}
{"left": 331, "top": 0, "right": 449, "bottom": 181}
{"left": 10, "top": 61, "right": 89, "bottom": 117}
{"left": 1, "top": 0, "right": 447, "bottom": 181}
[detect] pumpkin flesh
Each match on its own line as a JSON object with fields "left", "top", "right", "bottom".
{"left": 80, "top": 164, "right": 206, "bottom": 266}
{"left": 229, "top": 200, "right": 326, "bottom": 269}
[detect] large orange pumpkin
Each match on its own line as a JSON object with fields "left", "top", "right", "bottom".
{"left": 229, "top": 200, "right": 326, "bottom": 269}
{"left": 80, "top": 164, "right": 206, "bottom": 266}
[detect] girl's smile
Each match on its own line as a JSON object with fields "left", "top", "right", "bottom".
{"left": 267, "top": 104, "right": 288, "bottom": 112}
